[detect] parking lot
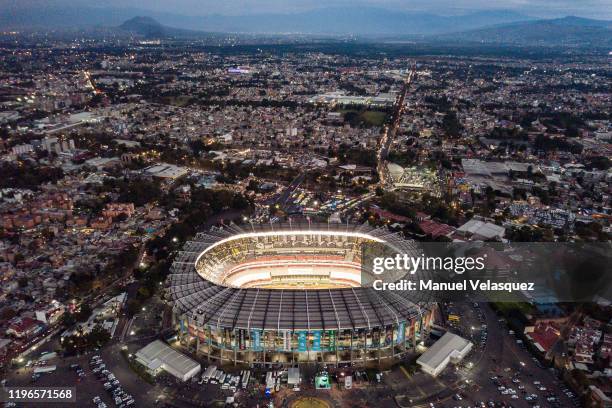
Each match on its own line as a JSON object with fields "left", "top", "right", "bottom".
{"left": 3, "top": 301, "right": 583, "bottom": 408}
{"left": 392, "top": 301, "right": 582, "bottom": 408}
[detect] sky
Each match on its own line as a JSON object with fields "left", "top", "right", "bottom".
{"left": 4, "top": 0, "right": 612, "bottom": 19}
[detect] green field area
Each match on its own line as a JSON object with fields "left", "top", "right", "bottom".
{"left": 290, "top": 397, "right": 332, "bottom": 408}
{"left": 493, "top": 301, "right": 535, "bottom": 316}
{"left": 160, "top": 95, "right": 194, "bottom": 106}
{"left": 340, "top": 109, "right": 388, "bottom": 127}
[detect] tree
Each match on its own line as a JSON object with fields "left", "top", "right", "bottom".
{"left": 60, "top": 312, "right": 76, "bottom": 328}
{"left": 442, "top": 111, "right": 463, "bottom": 138}
{"left": 61, "top": 324, "right": 110, "bottom": 355}
{"left": 76, "top": 304, "right": 92, "bottom": 322}
{"left": 17, "top": 276, "right": 28, "bottom": 288}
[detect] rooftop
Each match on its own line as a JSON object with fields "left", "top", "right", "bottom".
{"left": 135, "top": 340, "right": 200, "bottom": 378}
{"left": 417, "top": 332, "right": 473, "bottom": 370}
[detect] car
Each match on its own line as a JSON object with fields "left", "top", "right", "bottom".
{"left": 112, "top": 379, "right": 120, "bottom": 386}
{"left": 93, "top": 396, "right": 102, "bottom": 404}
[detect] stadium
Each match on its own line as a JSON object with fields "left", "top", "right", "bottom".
{"left": 168, "top": 222, "right": 435, "bottom": 365}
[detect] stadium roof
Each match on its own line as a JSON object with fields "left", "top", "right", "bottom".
{"left": 169, "top": 222, "right": 427, "bottom": 331}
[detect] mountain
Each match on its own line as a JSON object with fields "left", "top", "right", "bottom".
{"left": 435, "top": 16, "right": 612, "bottom": 47}
{"left": 117, "top": 16, "right": 218, "bottom": 39}
{"left": 0, "top": 5, "right": 533, "bottom": 36}
{"left": 119, "top": 16, "right": 165, "bottom": 38}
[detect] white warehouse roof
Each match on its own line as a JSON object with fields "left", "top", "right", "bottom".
{"left": 417, "top": 332, "right": 473, "bottom": 377}
{"left": 135, "top": 340, "right": 200, "bottom": 381}
{"left": 457, "top": 218, "right": 505, "bottom": 239}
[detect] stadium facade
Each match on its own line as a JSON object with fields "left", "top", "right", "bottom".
{"left": 168, "top": 222, "right": 435, "bottom": 365}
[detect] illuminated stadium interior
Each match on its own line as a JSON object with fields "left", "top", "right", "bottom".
{"left": 194, "top": 230, "right": 386, "bottom": 289}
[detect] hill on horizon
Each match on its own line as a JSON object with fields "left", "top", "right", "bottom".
{"left": 435, "top": 16, "right": 612, "bottom": 47}
{"left": 119, "top": 16, "right": 166, "bottom": 38}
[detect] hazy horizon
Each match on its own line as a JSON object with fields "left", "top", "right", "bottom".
{"left": 3, "top": 0, "right": 612, "bottom": 20}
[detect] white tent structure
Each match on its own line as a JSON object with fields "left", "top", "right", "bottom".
{"left": 288, "top": 367, "right": 301, "bottom": 385}
{"left": 135, "top": 340, "right": 201, "bottom": 381}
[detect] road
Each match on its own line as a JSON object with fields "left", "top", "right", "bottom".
{"left": 274, "top": 171, "right": 306, "bottom": 212}
{"left": 377, "top": 66, "right": 416, "bottom": 188}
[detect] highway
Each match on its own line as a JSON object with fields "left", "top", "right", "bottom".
{"left": 377, "top": 67, "right": 416, "bottom": 188}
